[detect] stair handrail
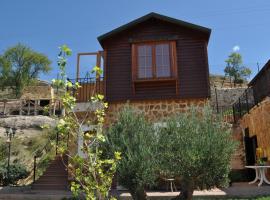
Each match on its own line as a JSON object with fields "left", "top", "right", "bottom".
{"left": 232, "top": 87, "right": 255, "bottom": 122}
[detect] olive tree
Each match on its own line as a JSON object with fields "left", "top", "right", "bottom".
{"left": 105, "top": 106, "right": 158, "bottom": 200}
{"left": 157, "top": 106, "right": 236, "bottom": 200}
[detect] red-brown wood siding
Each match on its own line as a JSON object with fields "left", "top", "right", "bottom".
{"left": 102, "top": 18, "right": 210, "bottom": 102}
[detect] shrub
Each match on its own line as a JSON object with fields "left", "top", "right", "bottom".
{"left": 105, "top": 106, "right": 158, "bottom": 200}
{"left": 0, "top": 139, "right": 7, "bottom": 162}
{"left": 0, "top": 162, "right": 29, "bottom": 185}
{"left": 157, "top": 106, "right": 237, "bottom": 200}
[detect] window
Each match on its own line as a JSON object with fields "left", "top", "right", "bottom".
{"left": 137, "top": 45, "right": 153, "bottom": 78}
{"left": 156, "top": 44, "right": 171, "bottom": 78}
{"left": 132, "top": 41, "right": 177, "bottom": 80}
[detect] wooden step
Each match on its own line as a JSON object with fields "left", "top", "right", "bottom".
{"left": 32, "top": 183, "right": 68, "bottom": 190}
{"left": 32, "top": 155, "right": 69, "bottom": 190}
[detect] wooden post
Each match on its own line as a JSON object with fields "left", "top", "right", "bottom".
{"left": 96, "top": 52, "right": 102, "bottom": 94}
{"left": 19, "top": 100, "right": 23, "bottom": 115}
{"left": 245, "top": 90, "right": 249, "bottom": 113}
{"left": 27, "top": 100, "right": 30, "bottom": 116}
{"left": 3, "top": 100, "right": 7, "bottom": 115}
{"left": 76, "top": 54, "right": 80, "bottom": 81}
{"left": 34, "top": 100, "right": 37, "bottom": 116}
{"left": 51, "top": 100, "right": 55, "bottom": 116}
{"left": 215, "top": 87, "right": 219, "bottom": 113}
{"left": 102, "top": 50, "right": 107, "bottom": 97}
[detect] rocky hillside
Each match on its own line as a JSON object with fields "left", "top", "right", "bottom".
{"left": 0, "top": 116, "right": 57, "bottom": 172}
{"left": 210, "top": 74, "right": 248, "bottom": 88}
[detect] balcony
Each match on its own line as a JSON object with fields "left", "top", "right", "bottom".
{"left": 68, "top": 77, "right": 104, "bottom": 103}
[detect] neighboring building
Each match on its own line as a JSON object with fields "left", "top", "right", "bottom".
{"left": 234, "top": 60, "right": 270, "bottom": 168}
{"left": 0, "top": 80, "right": 59, "bottom": 116}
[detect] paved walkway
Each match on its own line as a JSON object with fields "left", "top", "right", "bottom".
{"left": 118, "top": 183, "right": 270, "bottom": 199}
{"left": 1, "top": 183, "right": 270, "bottom": 199}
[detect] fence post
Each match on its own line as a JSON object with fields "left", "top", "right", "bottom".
{"left": 245, "top": 90, "right": 249, "bottom": 113}
{"left": 27, "top": 100, "right": 30, "bottom": 115}
{"left": 232, "top": 105, "right": 236, "bottom": 123}
{"left": 239, "top": 98, "right": 242, "bottom": 117}
{"left": 215, "top": 87, "right": 219, "bottom": 113}
{"left": 34, "top": 100, "right": 37, "bottom": 116}
{"left": 33, "top": 156, "right": 37, "bottom": 183}
{"left": 3, "top": 100, "right": 7, "bottom": 115}
{"left": 19, "top": 100, "right": 23, "bottom": 115}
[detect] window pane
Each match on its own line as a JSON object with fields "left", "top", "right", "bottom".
{"left": 137, "top": 45, "right": 153, "bottom": 78}
{"left": 156, "top": 44, "right": 171, "bottom": 77}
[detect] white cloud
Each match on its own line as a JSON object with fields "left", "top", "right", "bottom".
{"left": 233, "top": 45, "right": 240, "bottom": 52}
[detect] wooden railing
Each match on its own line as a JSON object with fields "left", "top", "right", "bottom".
{"left": 68, "top": 77, "right": 104, "bottom": 102}
{"left": 0, "top": 99, "right": 62, "bottom": 117}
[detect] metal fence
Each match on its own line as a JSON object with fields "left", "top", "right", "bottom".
{"left": 232, "top": 88, "right": 255, "bottom": 122}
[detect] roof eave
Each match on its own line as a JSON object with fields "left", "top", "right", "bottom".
{"left": 98, "top": 12, "right": 211, "bottom": 47}
{"left": 248, "top": 59, "right": 270, "bottom": 87}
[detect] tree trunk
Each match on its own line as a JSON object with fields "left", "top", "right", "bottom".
{"left": 130, "top": 187, "right": 147, "bottom": 200}
{"left": 173, "top": 180, "right": 194, "bottom": 200}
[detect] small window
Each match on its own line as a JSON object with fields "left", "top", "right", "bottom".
{"left": 132, "top": 41, "right": 177, "bottom": 80}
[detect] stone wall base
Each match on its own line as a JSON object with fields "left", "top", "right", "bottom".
{"left": 106, "top": 98, "right": 208, "bottom": 124}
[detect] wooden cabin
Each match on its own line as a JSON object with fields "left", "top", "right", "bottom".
{"left": 74, "top": 12, "right": 211, "bottom": 122}
{"left": 32, "top": 12, "right": 213, "bottom": 191}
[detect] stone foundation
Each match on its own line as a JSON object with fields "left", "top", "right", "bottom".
{"left": 240, "top": 97, "right": 270, "bottom": 159}
{"left": 106, "top": 98, "right": 208, "bottom": 124}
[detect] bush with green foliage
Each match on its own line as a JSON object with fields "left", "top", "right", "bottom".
{"left": 0, "top": 43, "right": 51, "bottom": 97}
{"left": 0, "top": 162, "right": 29, "bottom": 185}
{"left": 157, "top": 106, "right": 237, "bottom": 200}
{"left": 0, "top": 139, "right": 7, "bottom": 162}
{"left": 105, "top": 106, "right": 158, "bottom": 200}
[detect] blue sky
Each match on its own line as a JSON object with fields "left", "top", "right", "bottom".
{"left": 1, "top": 0, "right": 270, "bottom": 81}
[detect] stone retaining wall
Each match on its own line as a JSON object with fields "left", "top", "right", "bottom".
{"left": 210, "top": 87, "right": 247, "bottom": 108}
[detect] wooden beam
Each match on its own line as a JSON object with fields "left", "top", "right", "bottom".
{"left": 76, "top": 51, "right": 101, "bottom": 81}
{"left": 76, "top": 54, "right": 80, "bottom": 81}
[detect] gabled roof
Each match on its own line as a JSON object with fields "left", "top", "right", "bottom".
{"left": 98, "top": 12, "right": 211, "bottom": 45}
{"left": 248, "top": 60, "right": 270, "bottom": 86}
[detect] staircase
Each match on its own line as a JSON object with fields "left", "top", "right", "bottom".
{"left": 32, "top": 155, "right": 69, "bottom": 190}
{"left": 230, "top": 122, "right": 245, "bottom": 170}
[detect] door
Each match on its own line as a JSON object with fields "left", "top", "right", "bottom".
{"left": 244, "top": 128, "right": 258, "bottom": 179}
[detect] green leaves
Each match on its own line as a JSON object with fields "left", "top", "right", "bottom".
{"left": 91, "top": 65, "right": 103, "bottom": 76}
{"left": 59, "top": 44, "right": 72, "bottom": 56}
{"left": 0, "top": 43, "right": 52, "bottom": 97}
{"left": 157, "top": 106, "right": 237, "bottom": 192}
{"left": 106, "top": 106, "right": 158, "bottom": 199}
{"left": 224, "top": 52, "right": 252, "bottom": 86}
{"left": 53, "top": 44, "right": 119, "bottom": 200}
